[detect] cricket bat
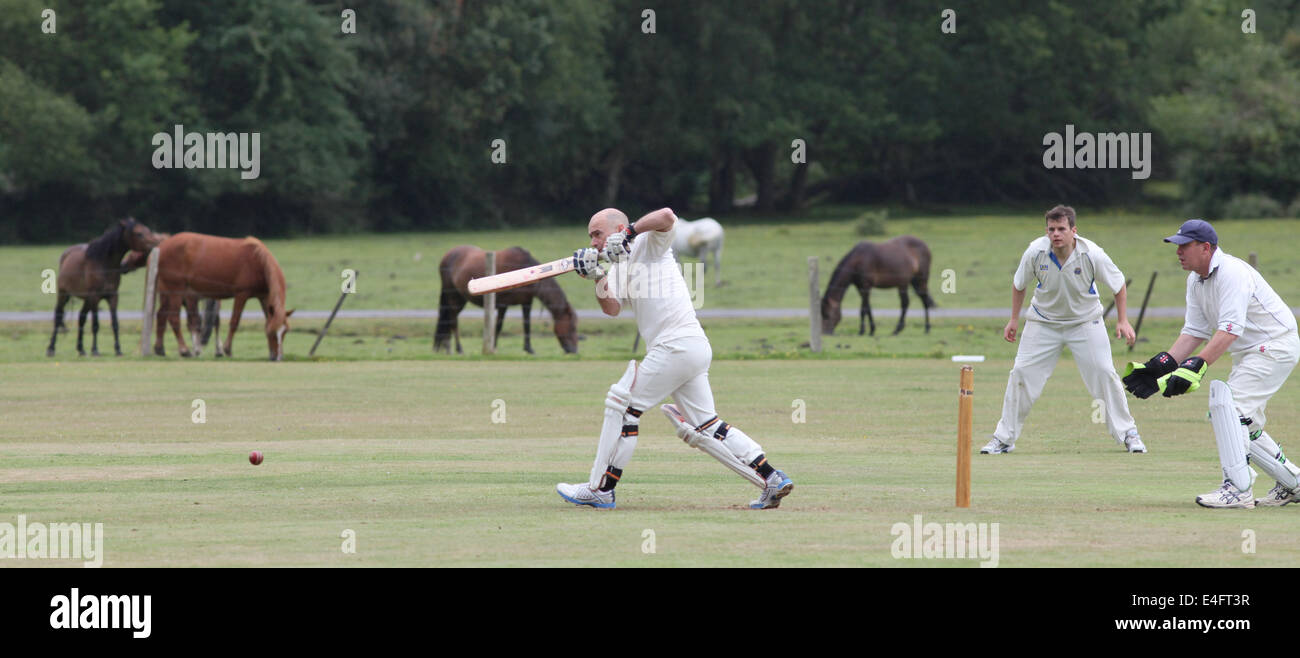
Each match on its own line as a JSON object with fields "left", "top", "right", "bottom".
{"left": 468, "top": 256, "right": 575, "bottom": 295}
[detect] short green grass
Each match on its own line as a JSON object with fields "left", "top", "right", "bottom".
{"left": 2, "top": 358, "right": 1296, "bottom": 567}
{"left": 6, "top": 211, "right": 1299, "bottom": 315}
{"left": 5, "top": 315, "right": 1191, "bottom": 363}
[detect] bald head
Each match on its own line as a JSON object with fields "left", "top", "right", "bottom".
{"left": 588, "top": 208, "right": 628, "bottom": 249}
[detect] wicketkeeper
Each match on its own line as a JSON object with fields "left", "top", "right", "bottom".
{"left": 555, "top": 208, "right": 794, "bottom": 510}
{"left": 1123, "top": 219, "right": 1300, "bottom": 508}
{"left": 983, "top": 205, "right": 1146, "bottom": 454}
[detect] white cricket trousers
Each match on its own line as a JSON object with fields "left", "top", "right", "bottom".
{"left": 993, "top": 318, "right": 1137, "bottom": 446}
{"left": 629, "top": 335, "right": 764, "bottom": 464}
{"left": 1227, "top": 330, "right": 1300, "bottom": 429}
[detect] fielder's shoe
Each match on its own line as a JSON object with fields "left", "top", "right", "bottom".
{"left": 1195, "top": 480, "right": 1255, "bottom": 509}
{"left": 1123, "top": 430, "right": 1147, "bottom": 454}
{"left": 979, "top": 437, "right": 1014, "bottom": 454}
{"left": 1255, "top": 482, "right": 1299, "bottom": 507}
{"left": 749, "top": 470, "right": 794, "bottom": 509}
{"left": 556, "top": 482, "right": 616, "bottom": 509}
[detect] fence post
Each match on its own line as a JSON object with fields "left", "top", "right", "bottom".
{"left": 483, "top": 252, "right": 497, "bottom": 354}
{"left": 808, "top": 257, "right": 822, "bottom": 353}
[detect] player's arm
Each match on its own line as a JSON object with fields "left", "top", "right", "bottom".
{"left": 1004, "top": 286, "right": 1026, "bottom": 342}
{"left": 1113, "top": 285, "right": 1135, "bottom": 346}
{"left": 595, "top": 277, "right": 620, "bottom": 317}
{"left": 1167, "top": 333, "right": 1207, "bottom": 362}
{"left": 632, "top": 207, "right": 678, "bottom": 233}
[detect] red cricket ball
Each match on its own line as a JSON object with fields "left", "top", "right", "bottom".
{"left": 249, "top": 451, "right": 264, "bottom": 466}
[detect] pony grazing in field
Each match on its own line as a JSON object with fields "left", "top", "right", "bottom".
{"left": 153, "top": 232, "right": 293, "bottom": 361}
{"left": 123, "top": 235, "right": 222, "bottom": 352}
{"left": 671, "top": 217, "right": 725, "bottom": 286}
{"left": 48, "top": 218, "right": 162, "bottom": 357}
{"left": 436, "top": 245, "right": 579, "bottom": 354}
{"left": 821, "top": 236, "right": 935, "bottom": 336}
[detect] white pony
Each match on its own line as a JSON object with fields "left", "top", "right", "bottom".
{"left": 671, "top": 217, "right": 725, "bottom": 286}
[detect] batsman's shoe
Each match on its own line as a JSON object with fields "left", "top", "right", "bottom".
{"left": 979, "top": 438, "right": 1014, "bottom": 454}
{"left": 1123, "top": 430, "right": 1147, "bottom": 454}
{"left": 749, "top": 470, "right": 794, "bottom": 509}
{"left": 1195, "top": 480, "right": 1255, "bottom": 509}
{"left": 556, "top": 482, "right": 616, "bottom": 509}
{"left": 1255, "top": 482, "right": 1299, "bottom": 507}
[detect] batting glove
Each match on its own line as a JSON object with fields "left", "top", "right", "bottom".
{"left": 1159, "top": 356, "right": 1208, "bottom": 397}
{"left": 573, "top": 247, "right": 607, "bottom": 281}
{"left": 1122, "top": 352, "right": 1178, "bottom": 399}
{"left": 602, "top": 225, "right": 636, "bottom": 263}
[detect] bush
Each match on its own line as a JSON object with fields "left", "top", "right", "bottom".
{"left": 855, "top": 209, "right": 889, "bottom": 236}
{"left": 1221, "top": 194, "right": 1286, "bottom": 219}
{"left": 1288, "top": 196, "right": 1300, "bottom": 219}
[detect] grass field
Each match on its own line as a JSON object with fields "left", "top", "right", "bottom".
{"left": 5, "top": 209, "right": 1299, "bottom": 568}
{"left": 5, "top": 209, "right": 1300, "bottom": 315}
{"left": 3, "top": 357, "right": 1297, "bottom": 567}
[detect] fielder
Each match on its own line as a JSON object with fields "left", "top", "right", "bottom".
{"left": 1123, "top": 219, "right": 1300, "bottom": 508}
{"left": 983, "top": 205, "right": 1146, "bottom": 454}
{"left": 555, "top": 208, "right": 794, "bottom": 510}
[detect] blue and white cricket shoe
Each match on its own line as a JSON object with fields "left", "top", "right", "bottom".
{"left": 556, "top": 482, "right": 616, "bottom": 509}
{"left": 749, "top": 470, "right": 794, "bottom": 509}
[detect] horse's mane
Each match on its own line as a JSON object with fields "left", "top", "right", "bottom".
{"left": 822, "top": 245, "right": 863, "bottom": 304}
{"left": 85, "top": 220, "right": 129, "bottom": 264}
{"left": 248, "top": 237, "right": 285, "bottom": 318}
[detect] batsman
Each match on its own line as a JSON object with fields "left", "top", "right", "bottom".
{"left": 555, "top": 207, "right": 794, "bottom": 510}
{"left": 1124, "top": 219, "right": 1300, "bottom": 508}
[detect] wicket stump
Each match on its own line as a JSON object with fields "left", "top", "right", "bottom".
{"left": 957, "top": 365, "right": 973, "bottom": 507}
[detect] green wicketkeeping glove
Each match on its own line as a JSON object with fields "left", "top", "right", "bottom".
{"left": 1159, "top": 357, "right": 1207, "bottom": 397}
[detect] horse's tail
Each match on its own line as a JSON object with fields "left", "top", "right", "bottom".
{"left": 903, "top": 236, "right": 935, "bottom": 308}
{"left": 435, "top": 249, "right": 467, "bottom": 350}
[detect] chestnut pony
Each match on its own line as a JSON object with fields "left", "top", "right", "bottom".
{"left": 153, "top": 232, "right": 293, "bottom": 360}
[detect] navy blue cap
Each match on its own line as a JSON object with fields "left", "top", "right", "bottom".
{"left": 1164, "top": 219, "right": 1218, "bottom": 245}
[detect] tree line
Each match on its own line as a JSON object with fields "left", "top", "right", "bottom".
{"left": 2, "top": 0, "right": 1299, "bottom": 243}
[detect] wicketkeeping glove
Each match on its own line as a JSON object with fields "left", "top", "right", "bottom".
{"left": 573, "top": 247, "right": 607, "bottom": 281}
{"left": 601, "top": 225, "right": 636, "bottom": 263}
{"left": 1159, "top": 356, "right": 1207, "bottom": 397}
{"left": 1122, "top": 352, "right": 1178, "bottom": 399}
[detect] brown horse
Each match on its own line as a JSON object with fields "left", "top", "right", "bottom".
{"left": 821, "top": 236, "right": 935, "bottom": 336}
{"left": 435, "top": 245, "right": 579, "bottom": 354}
{"left": 153, "top": 232, "right": 293, "bottom": 360}
{"left": 48, "top": 218, "right": 161, "bottom": 357}
{"left": 123, "top": 236, "right": 222, "bottom": 351}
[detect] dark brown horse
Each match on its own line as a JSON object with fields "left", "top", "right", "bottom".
{"left": 821, "top": 236, "right": 935, "bottom": 336}
{"left": 436, "top": 245, "right": 579, "bottom": 354}
{"left": 153, "top": 232, "right": 293, "bottom": 360}
{"left": 48, "top": 218, "right": 161, "bottom": 357}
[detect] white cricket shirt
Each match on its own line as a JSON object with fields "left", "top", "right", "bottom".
{"left": 1182, "top": 248, "right": 1297, "bottom": 355}
{"left": 605, "top": 220, "right": 706, "bottom": 348}
{"left": 1012, "top": 235, "right": 1126, "bottom": 326}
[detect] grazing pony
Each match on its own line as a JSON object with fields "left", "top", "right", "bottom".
{"left": 123, "top": 236, "right": 221, "bottom": 352}
{"left": 821, "top": 236, "right": 935, "bottom": 336}
{"left": 435, "top": 245, "right": 579, "bottom": 354}
{"left": 671, "top": 217, "right": 725, "bottom": 286}
{"left": 153, "top": 232, "right": 293, "bottom": 360}
{"left": 48, "top": 218, "right": 161, "bottom": 357}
